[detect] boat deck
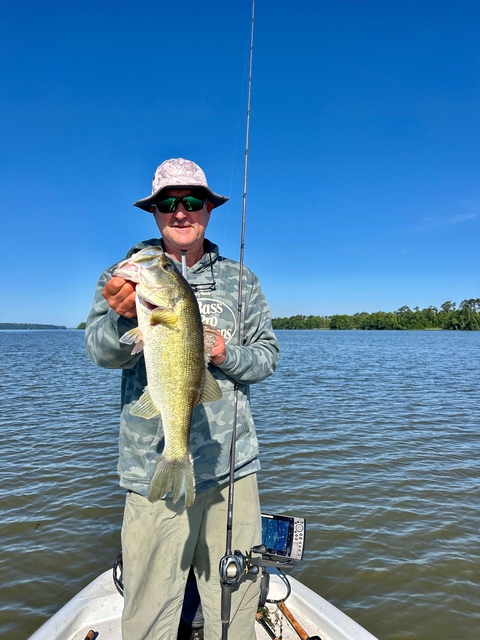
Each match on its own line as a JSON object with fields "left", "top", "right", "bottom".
{"left": 29, "top": 568, "right": 378, "bottom": 640}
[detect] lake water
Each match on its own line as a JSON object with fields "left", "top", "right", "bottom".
{"left": 0, "top": 329, "right": 479, "bottom": 639}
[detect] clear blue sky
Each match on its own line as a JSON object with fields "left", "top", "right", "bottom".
{"left": 1, "top": 0, "right": 479, "bottom": 326}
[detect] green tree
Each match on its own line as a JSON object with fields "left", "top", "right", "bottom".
{"left": 460, "top": 298, "right": 480, "bottom": 313}
{"left": 441, "top": 301, "right": 456, "bottom": 313}
{"left": 330, "top": 314, "right": 355, "bottom": 330}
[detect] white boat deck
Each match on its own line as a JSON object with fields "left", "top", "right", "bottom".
{"left": 29, "top": 568, "right": 378, "bottom": 640}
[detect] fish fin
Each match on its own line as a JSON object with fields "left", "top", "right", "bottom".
{"left": 150, "top": 307, "right": 179, "bottom": 328}
{"left": 198, "top": 370, "right": 223, "bottom": 404}
{"left": 147, "top": 453, "right": 196, "bottom": 507}
{"left": 130, "top": 387, "right": 161, "bottom": 418}
{"left": 120, "top": 327, "right": 144, "bottom": 354}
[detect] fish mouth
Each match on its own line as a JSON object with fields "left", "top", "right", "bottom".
{"left": 137, "top": 291, "right": 164, "bottom": 311}
{"left": 113, "top": 247, "right": 165, "bottom": 280}
{"left": 113, "top": 263, "right": 141, "bottom": 281}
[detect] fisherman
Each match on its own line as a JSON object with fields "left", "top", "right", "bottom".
{"left": 85, "top": 158, "right": 280, "bottom": 640}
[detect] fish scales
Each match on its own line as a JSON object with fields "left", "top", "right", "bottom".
{"left": 113, "top": 246, "right": 222, "bottom": 506}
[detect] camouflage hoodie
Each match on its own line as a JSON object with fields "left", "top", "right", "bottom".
{"left": 85, "top": 238, "right": 280, "bottom": 497}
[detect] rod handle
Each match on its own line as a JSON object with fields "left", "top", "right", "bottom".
{"left": 278, "top": 601, "right": 323, "bottom": 640}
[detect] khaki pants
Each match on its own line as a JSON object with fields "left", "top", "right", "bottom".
{"left": 121, "top": 474, "right": 262, "bottom": 640}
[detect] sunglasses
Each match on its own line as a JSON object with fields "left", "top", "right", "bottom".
{"left": 154, "top": 195, "right": 207, "bottom": 214}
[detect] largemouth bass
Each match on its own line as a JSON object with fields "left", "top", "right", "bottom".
{"left": 113, "top": 246, "right": 222, "bottom": 506}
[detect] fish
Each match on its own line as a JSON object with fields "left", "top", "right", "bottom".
{"left": 113, "top": 246, "right": 222, "bottom": 506}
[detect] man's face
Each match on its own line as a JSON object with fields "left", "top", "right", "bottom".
{"left": 152, "top": 189, "right": 213, "bottom": 257}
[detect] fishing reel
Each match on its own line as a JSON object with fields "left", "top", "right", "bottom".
{"left": 219, "top": 544, "right": 266, "bottom": 586}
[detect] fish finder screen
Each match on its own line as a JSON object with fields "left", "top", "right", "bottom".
{"left": 262, "top": 516, "right": 292, "bottom": 556}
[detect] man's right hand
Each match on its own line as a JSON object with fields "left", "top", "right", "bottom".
{"left": 102, "top": 277, "right": 137, "bottom": 318}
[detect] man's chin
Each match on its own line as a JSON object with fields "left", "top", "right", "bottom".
{"left": 168, "top": 229, "right": 195, "bottom": 243}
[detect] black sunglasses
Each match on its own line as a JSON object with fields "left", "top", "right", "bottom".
{"left": 154, "top": 195, "right": 207, "bottom": 214}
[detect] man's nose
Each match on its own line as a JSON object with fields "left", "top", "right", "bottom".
{"left": 173, "top": 205, "right": 188, "bottom": 219}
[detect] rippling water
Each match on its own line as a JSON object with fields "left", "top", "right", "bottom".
{"left": 1, "top": 330, "right": 479, "bottom": 639}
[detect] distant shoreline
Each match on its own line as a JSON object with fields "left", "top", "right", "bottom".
{"left": 0, "top": 323, "right": 68, "bottom": 330}
{"left": 273, "top": 301, "right": 480, "bottom": 331}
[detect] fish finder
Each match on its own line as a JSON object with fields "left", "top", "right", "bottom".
{"left": 261, "top": 513, "right": 306, "bottom": 567}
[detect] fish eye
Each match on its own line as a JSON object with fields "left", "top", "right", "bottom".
{"left": 158, "top": 253, "right": 175, "bottom": 272}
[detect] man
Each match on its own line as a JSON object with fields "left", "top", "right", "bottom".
{"left": 85, "top": 158, "right": 280, "bottom": 640}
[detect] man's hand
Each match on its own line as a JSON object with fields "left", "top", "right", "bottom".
{"left": 203, "top": 326, "right": 227, "bottom": 365}
{"left": 102, "top": 277, "right": 137, "bottom": 318}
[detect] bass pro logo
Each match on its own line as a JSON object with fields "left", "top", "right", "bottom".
{"left": 197, "top": 298, "right": 236, "bottom": 344}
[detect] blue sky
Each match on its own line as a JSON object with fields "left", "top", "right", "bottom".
{"left": 1, "top": 0, "right": 479, "bottom": 326}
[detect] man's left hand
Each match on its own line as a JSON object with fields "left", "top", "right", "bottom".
{"left": 203, "top": 326, "right": 226, "bottom": 365}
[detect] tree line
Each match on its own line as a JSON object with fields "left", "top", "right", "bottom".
{"left": 272, "top": 299, "right": 480, "bottom": 331}
{"left": 0, "top": 323, "right": 67, "bottom": 330}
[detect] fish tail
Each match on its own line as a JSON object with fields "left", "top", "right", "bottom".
{"left": 147, "top": 453, "right": 196, "bottom": 507}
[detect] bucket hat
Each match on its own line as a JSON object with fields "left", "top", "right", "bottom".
{"left": 134, "top": 158, "right": 229, "bottom": 211}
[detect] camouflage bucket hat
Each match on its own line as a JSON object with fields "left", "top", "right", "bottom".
{"left": 134, "top": 158, "right": 229, "bottom": 211}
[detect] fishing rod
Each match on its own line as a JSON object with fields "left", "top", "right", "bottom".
{"left": 218, "top": 2, "right": 264, "bottom": 639}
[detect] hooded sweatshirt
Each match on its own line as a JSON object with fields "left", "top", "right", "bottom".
{"left": 85, "top": 238, "right": 280, "bottom": 497}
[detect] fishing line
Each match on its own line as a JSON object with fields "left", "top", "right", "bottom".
{"left": 222, "top": 31, "right": 253, "bottom": 249}
{"left": 220, "top": 1, "right": 256, "bottom": 639}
